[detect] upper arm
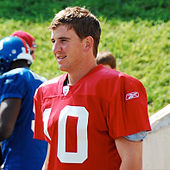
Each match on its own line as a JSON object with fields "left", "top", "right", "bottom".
{"left": 115, "top": 137, "right": 142, "bottom": 170}
{"left": 0, "top": 98, "right": 21, "bottom": 141}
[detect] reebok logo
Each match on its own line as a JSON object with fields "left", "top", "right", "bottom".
{"left": 126, "top": 92, "right": 139, "bottom": 100}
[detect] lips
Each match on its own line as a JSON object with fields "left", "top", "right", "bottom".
{"left": 56, "top": 55, "right": 67, "bottom": 62}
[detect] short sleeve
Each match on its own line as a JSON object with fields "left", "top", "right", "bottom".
{"left": 33, "top": 87, "right": 46, "bottom": 141}
{"left": 107, "top": 74, "right": 151, "bottom": 139}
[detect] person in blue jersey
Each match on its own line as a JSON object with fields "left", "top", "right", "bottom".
{"left": 0, "top": 30, "right": 37, "bottom": 167}
{"left": 0, "top": 36, "right": 47, "bottom": 170}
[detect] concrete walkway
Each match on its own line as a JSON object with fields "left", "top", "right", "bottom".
{"left": 143, "top": 104, "right": 170, "bottom": 169}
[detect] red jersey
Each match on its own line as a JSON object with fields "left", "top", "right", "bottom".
{"left": 34, "top": 65, "right": 151, "bottom": 170}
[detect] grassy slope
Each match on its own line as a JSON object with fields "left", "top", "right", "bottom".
{"left": 0, "top": 0, "right": 169, "bottom": 115}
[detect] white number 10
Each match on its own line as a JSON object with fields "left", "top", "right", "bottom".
{"left": 43, "top": 106, "right": 89, "bottom": 163}
{"left": 57, "top": 106, "right": 89, "bottom": 163}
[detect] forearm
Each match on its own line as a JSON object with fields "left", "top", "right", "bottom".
{"left": 0, "top": 98, "right": 21, "bottom": 141}
{"left": 119, "top": 156, "right": 142, "bottom": 170}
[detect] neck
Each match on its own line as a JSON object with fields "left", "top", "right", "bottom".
{"left": 10, "top": 60, "right": 30, "bottom": 70}
{"left": 68, "top": 62, "right": 97, "bottom": 86}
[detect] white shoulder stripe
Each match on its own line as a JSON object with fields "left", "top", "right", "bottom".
{"left": 43, "top": 108, "right": 52, "bottom": 141}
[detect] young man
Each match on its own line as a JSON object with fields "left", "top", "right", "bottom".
{"left": 34, "top": 6, "right": 151, "bottom": 170}
{"left": 0, "top": 36, "right": 47, "bottom": 170}
{"left": 96, "top": 51, "right": 116, "bottom": 69}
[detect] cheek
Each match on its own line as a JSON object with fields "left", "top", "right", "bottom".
{"left": 62, "top": 43, "right": 69, "bottom": 50}
{"left": 52, "top": 44, "right": 55, "bottom": 53}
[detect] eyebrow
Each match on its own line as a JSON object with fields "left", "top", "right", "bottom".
{"left": 51, "top": 36, "right": 70, "bottom": 40}
{"left": 59, "top": 37, "right": 70, "bottom": 40}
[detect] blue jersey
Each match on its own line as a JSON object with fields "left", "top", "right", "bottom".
{"left": 0, "top": 67, "right": 47, "bottom": 170}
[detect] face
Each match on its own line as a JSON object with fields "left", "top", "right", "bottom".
{"left": 51, "top": 25, "right": 85, "bottom": 73}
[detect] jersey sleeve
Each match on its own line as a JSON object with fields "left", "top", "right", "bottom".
{"left": 0, "top": 73, "right": 27, "bottom": 102}
{"left": 107, "top": 74, "right": 151, "bottom": 139}
{"left": 33, "top": 87, "right": 46, "bottom": 141}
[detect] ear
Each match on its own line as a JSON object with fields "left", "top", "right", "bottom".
{"left": 82, "top": 36, "right": 94, "bottom": 51}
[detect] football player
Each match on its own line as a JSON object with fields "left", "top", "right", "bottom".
{"left": 0, "top": 36, "right": 47, "bottom": 170}
{"left": 34, "top": 6, "right": 151, "bottom": 170}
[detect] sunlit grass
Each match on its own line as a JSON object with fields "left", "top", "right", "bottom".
{"left": 0, "top": 0, "right": 169, "bottom": 115}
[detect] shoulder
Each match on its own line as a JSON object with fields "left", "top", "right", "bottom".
{"left": 111, "top": 71, "right": 146, "bottom": 98}
{"left": 118, "top": 72, "right": 145, "bottom": 90}
{"left": 101, "top": 66, "right": 144, "bottom": 87}
{"left": 93, "top": 65, "right": 141, "bottom": 87}
{"left": 40, "top": 74, "right": 64, "bottom": 88}
{"left": 0, "top": 68, "right": 46, "bottom": 89}
{"left": 5, "top": 68, "right": 47, "bottom": 84}
{"left": 0, "top": 68, "right": 31, "bottom": 101}
{"left": 93, "top": 65, "right": 146, "bottom": 100}
{"left": 36, "top": 74, "right": 66, "bottom": 98}
{"left": 2, "top": 67, "right": 26, "bottom": 77}
{"left": 29, "top": 70, "right": 47, "bottom": 82}
{"left": 2, "top": 67, "right": 33, "bottom": 82}
{"left": 0, "top": 68, "right": 28, "bottom": 85}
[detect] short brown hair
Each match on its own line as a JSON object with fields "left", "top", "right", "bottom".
{"left": 96, "top": 51, "right": 116, "bottom": 69}
{"left": 49, "top": 6, "right": 101, "bottom": 57}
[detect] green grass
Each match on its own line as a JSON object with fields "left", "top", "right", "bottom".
{"left": 0, "top": 0, "right": 169, "bottom": 115}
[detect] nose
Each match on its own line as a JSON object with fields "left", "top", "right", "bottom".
{"left": 52, "top": 41, "right": 62, "bottom": 55}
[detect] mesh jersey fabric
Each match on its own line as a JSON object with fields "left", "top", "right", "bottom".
{"left": 34, "top": 65, "right": 151, "bottom": 170}
{"left": 0, "top": 67, "right": 47, "bottom": 170}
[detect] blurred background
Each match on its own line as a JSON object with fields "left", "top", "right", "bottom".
{"left": 0, "top": 0, "right": 169, "bottom": 115}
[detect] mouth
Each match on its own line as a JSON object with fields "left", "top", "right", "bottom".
{"left": 56, "top": 55, "right": 67, "bottom": 62}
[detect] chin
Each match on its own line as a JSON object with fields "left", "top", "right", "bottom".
{"left": 59, "top": 66, "right": 68, "bottom": 72}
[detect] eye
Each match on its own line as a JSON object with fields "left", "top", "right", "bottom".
{"left": 61, "top": 39, "right": 67, "bottom": 44}
{"left": 51, "top": 39, "right": 55, "bottom": 44}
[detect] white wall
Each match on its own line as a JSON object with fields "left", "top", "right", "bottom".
{"left": 143, "top": 104, "right": 170, "bottom": 170}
